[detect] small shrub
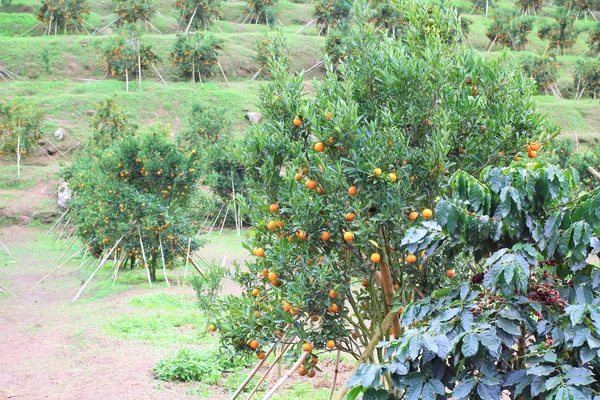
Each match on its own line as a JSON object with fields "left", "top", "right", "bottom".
{"left": 113, "top": 0, "right": 157, "bottom": 24}
{"left": 175, "top": 0, "right": 222, "bottom": 31}
{"left": 254, "top": 32, "right": 289, "bottom": 76}
{"left": 368, "top": 2, "right": 406, "bottom": 38}
{"left": 90, "top": 95, "right": 138, "bottom": 147}
{"left": 190, "top": 262, "right": 227, "bottom": 314}
{"left": 154, "top": 348, "right": 222, "bottom": 383}
{"left": 542, "top": 138, "right": 600, "bottom": 190}
{"left": 516, "top": 0, "right": 543, "bottom": 14}
{"left": 244, "top": 0, "right": 279, "bottom": 25}
{"left": 324, "top": 23, "right": 352, "bottom": 68}
{"left": 169, "top": 33, "right": 223, "bottom": 82}
{"left": 589, "top": 23, "right": 600, "bottom": 54}
{"left": 486, "top": 9, "right": 534, "bottom": 50}
{"left": 0, "top": 101, "right": 43, "bottom": 159}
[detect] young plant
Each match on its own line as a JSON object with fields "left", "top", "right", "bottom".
{"left": 254, "top": 32, "right": 289, "bottom": 78}
{"left": 349, "top": 163, "right": 600, "bottom": 400}
{"left": 218, "top": 0, "right": 558, "bottom": 375}
{"left": 113, "top": 0, "right": 157, "bottom": 24}
{"left": 0, "top": 100, "right": 43, "bottom": 177}
{"left": 175, "top": 0, "right": 222, "bottom": 31}
{"left": 486, "top": 9, "right": 534, "bottom": 50}
{"left": 90, "top": 95, "right": 138, "bottom": 147}
{"left": 36, "top": 0, "right": 89, "bottom": 34}
{"left": 169, "top": 33, "right": 223, "bottom": 82}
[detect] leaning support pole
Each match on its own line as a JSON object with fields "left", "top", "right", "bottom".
{"left": 185, "top": 5, "right": 198, "bottom": 34}
{"left": 230, "top": 340, "right": 283, "bottom": 400}
{"left": 262, "top": 351, "right": 310, "bottom": 400}
{"left": 72, "top": 237, "right": 123, "bottom": 302}
{"left": 138, "top": 227, "right": 152, "bottom": 287}
{"left": 588, "top": 166, "right": 600, "bottom": 182}
{"left": 245, "top": 341, "right": 294, "bottom": 400}
{"left": 159, "top": 234, "right": 170, "bottom": 287}
{"left": 0, "top": 284, "right": 12, "bottom": 295}
{"left": 334, "top": 310, "right": 397, "bottom": 400}
{"left": 151, "top": 63, "right": 168, "bottom": 86}
{"left": 38, "top": 238, "right": 97, "bottom": 284}
{"left": 216, "top": 58, "right": 231, "bottom": 88}
{"left": 295, "top": 17, "right": 317, "bottom": 34}
{"left": 183, "top": 237, "right": 192, "bottom": 281}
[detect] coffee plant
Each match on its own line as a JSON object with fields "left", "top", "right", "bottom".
{"left": 349, "top": 164, "right": 600, "bottom": 400}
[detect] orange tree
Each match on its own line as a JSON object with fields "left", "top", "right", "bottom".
{"left": 90, "top": 95, "right": 138, "bottom": 147}
{"left": 36, "top": 0, "right": 89, "bottom": 34}
{"left": 348, "top": 163, "right": 600, "bottom": 399}
{"left": 0, "top": 100, "right": 43, "bottom": 176}
{"left": 574, "top": 59, "right": 600, "bottom": 99}
{"left": 113, "top": 0, "right": 157, "bottom": 24}
{"left": 175, "top": 0, "right": 222, "bottom": 31}
{"left": 589, "top": 22, "right": 600, "bottom": 54}
{"left": 244, "top": 0, "right": 278, "bottom": 25}
{"left": 314, "top": 0, "right": 351, "bottom": 34}
{"left": 521, "top": 56, "right": 559, "bottom": 94}
{"left": 100, "top": 25, "right": 160, "bottom": 80}
{"left": 254, "top": 31, "right": 289, "bottom": 78}
{"left": 517, "top": 0, "right": 543, "bottom": 14}
{"left": 216, "top": 0, "right": 558, "bottom": 373}
{"left": 169, "top": 33, "right": 223, "bottom": 82}
{"left": 486, "top": 9, "right": 534, "bottom": 50}
{"left": 538, "top": 8, "right": 580, "bottom": 56}
{"left": 65, "top": 126, "right": 202, "bottom": 282}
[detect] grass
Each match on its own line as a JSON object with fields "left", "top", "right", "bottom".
{"left": 129, "top": 292, "right": 198, "bottom": 310}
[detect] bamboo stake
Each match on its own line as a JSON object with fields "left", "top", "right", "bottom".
{"left": 183, "top": 237, "right": 192, "bottom": 280}
{"left": 0, "top": 238, "right": 14, "bottom": 257}
{"left": 208, "top": 203, "right": 226, "bottom": 235}
{"left": 137, "top": 48, "right": 142, "bottom": 91}
{"left": 245, "top": 341, "right": 294, "bottom": 400}
{"left": 295, "top": 18, "right": 318, "bottom": 34}
{"left": 93, "top": 18, "right": 119, "bottom": 36}
{"left": 38, "top": 238, "right": 97, "bottom": 284}
{"left": 0, "top": 284, "right": 12, "bottom": 295}
{"left": 151, "top": 63, "right": 168, "bottom": 86}
{"left": 138, "top": 227, "right": 152, "bottom": 287}
{"left": 72, "top": 237, "right": 123, "bottom": 302}
{"left": 21, "top": 23, "right": 41, "bottom": 36}
{"left": 57, "top": 234, "right": 78, "bottom": 263}
{"left": 144, "top": 19, "right": 162, "bottom": 34}
{"left": 250, "top": 68, "right": 263, "bottom": 82}
{"left": 262, "top": 352, "right": 310, "bottom": 400}
{"left": 76, "top": 246, "right": 90, "bottom": 270}
{"left": 216, "top": 58, "right": 231, "bottom": 88}
{"left": 112, "top": 253, "right": 126, "bottom": 285}
{"left": 219, "top": 206, "right": 230, "bottom": 235}
{"left": 588, "top": 167, "right": 600, "bottom": 182}
{"left": 329, "top": 350, "right": 341, "bottom": 400}
{"left": 304, "top": 60, "right": 325, "bottom": 74}
{"left": 335, "top": 310, "right": 397, "bottom": 400}
{"left": 159, "top": 233, "right": 170, "bottom": 287}
{"left": 16, "top": 128, "right": 21, "bottom": 178}
{"left": 126, "top": 68, "right": 129, "bottom": 92}
{"left": 0, "top": 246, "right": 14, "bottom": 260}
{"left": 231, "top": 173, "right": 240, "bottom": 237}
{"left": 185, "top": 5, "right": 198, "bottom": 35}
{"left": 230, "top": 340, "right": 283, "bottom": 400}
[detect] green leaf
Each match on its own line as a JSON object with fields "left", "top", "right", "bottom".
{"left": 528, "top": 365, "right": 555, "bottom": 376}
{"left": 488, "top": 168, "right": 503, "bottom": 194}
{"left": 461, "top": 333, "right": 479, "bottom": 357}
{"left": 453, "top": 377, "right": 476, "bottom": 400}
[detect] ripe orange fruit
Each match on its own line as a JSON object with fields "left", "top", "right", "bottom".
{"left": 310, "top": 314, "right": 320, "bottom": 321}
{"left": 343, "top": 231, "right": 354, "bottom": 241}
{"left": 528, "top": 150, "right": 537, "bottom": 159}
{"left": 254, "top": 247, "right": 265, "bottom": 257}
{"left": 266, "top": 221, "right": 277, "bottom": 231}
{"left": 208, "top": 324, "right": 217, "bottom": 332}
{"left": 410, "top": 176, "right": 416, "bottom": 182}
{"left": 374, "top": 168, "right": 383, "bottom": 176}
{"left": 388, "top": 172, "right": 397, "bottom": 182}
{"left": 276, "top": 220, "right": 285, "bottom": 228}
{"left": 252, "top": 288, "right": 260, "bottom": 296}
{"left": 370, "top": 253, "right": 381, "bottom": 263}
{"left": 326, "top": 111, "right": 332, "bottom": 121}
{"left": 446, "top": 269, "right": 456, "bottom": 278}
{"left": 328, "top": 136, "right": 335, "bottom": 144}
{"left": 302, "top": 343, "right": 313, "bottom": 352}
{"left": 514, "top": 155, "right": 521, "bottom": 162}
{"left": 297, "top": 230, "right": 308, "bottom": 240}
{"left": 269, "top": 203, "right": 279, "bottom": 212}
{"left": 393, "top": 283, "right": 399, "bottom": 290}
{"left": 329, "top": 289, "right": 338, "bottom": 299}
{"left": 405, "top": 254, "right": 417, "bottom": 264}
{"left": 305, "top": 180, "right": 317, "bottom": 190}
{"left": 261, "top": 269, "right": 268, "bottom": 278}
{"left": 298, "top": 366, "right": 308, "bottom": 376}
{"left": 268, "top": 271, "right": 278, "bottom": 282}
{"left": 361, "top": 279, "right": 369, "bottom": 287}
{"left": 293, "top": 116, "right": 302, "bottom": 127}
{"left": 248, "top": 339, "right": 259, "bottom": 350}
{"left": 294, "top": 173, "right": 302, "bottom": 182}
{"left": 326, "top": 340, "right": 335, "bottom": 349}
{"left": 530, "top": 142, "right": 541, "bottom": 151}
{"left": 283, "top": 302, "right": 292, "bottom": 312}
{"left": 352, "top": 331, "right": 359, "bottom": 339}
{"left": 308, "top": 370, "right": 316, "bottom": 378}
{"left": 327, "top": 303, "right": 339, "bottom": 313}
{"left": 409, "top": 211, "right": 419, "bottom": 221}
{"left": 422, "top": 209, "right": 433, "bottom": 219}
{"left": 345, "top": 212, "right": 355, "bottom": 221}
{"left": 273, "top": 279, "right": 281, "bottom": 287}
{"left": 257, "top": 351, "right": 266, "bottom": 360}
{"left": 321, "top": 231, "right": 330, "bottom": 241}
{"left": 311, "top": 356, "right": 318, "bottom": 365}
{"left": 314, "top": 142, "right": 324, "bottom": 152}
{"left": 348, "top": 186, "right": 358, "bottom": 196}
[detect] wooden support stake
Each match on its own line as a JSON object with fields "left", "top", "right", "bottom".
{"left": 185, "top": 5, "right": 198, "bottom": 34}
{"left": 151, "top": 63, "right": 168, "bottom": 86}
{"left": 230, "top": 340, "right": 282, "bottom": 400}
{"left": 16, "top": 130, "right": 21, "bottom": 178}
{"left": 219, "top": 206, "right": 230, "bottom": 235}
{"left": 159, "top": 234, "right": 170, "bottom": 287}
{"left": 21, "top": 23, "right": 41, "bottom": 36}
{"left": 0, "top": 284, "right": 12, "bottom": 295}
{"left": 245, "top": 341, "right": 294, "bottom": 400}
{"left": 216, "top": 58, "right": 230, "bottom": 88}
{"left": 57, "top": 235, "right": 78, "bottom": 263}
{"left": 38, "top": 238, "right": 97, "bottom": 284}
{"left": 138, "top": 227, "right": 152, "bottom": 287}
{"left": 588, "top": 166, "right": 600, "bottom": 182}
{"left": 295, "top": 18, "right": 317, "bottom": 34}
{"left": 250, "top": 68, "right": 263, "bottom": 82}
{"left": 183, "top": 237, "right": 192, "bottom": 280}
{"left": 262, "top": 352, "right": 310, "bottom": 400}
{"left": 72, "top": 237, "right": 123, "bottom": 302}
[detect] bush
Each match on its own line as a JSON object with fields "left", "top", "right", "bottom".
{"left": 244, "top": 0, "right": 279, "bottom": 25}
{"left": 254, "top": 32, "right": 289, "bottom": 76}
{"left": 538, "top": 7, "right": 580, "bottom": 56}
{"left": 541, "top": 138, "right": 600, "bottom": 191}
{"left": 574, "top": 59, "right": 600, "bottom": 99}
{"left": 100, "top": 25, "right": 160, "bottom": 80}
{"left": 567, "top": 0, "right": 597, "bottom": 19}
{"left": 324, "top": 23, "right": 352, "bottom": 68}
{"left": 90, "top": 95, "right": 138, "bottom": 147}
{"left": 190, "top": 262, "right": 227, "bottom": 314}
{"left": 113, "top": 0, "right": 157, "bottom": 24}
{"left": 200, "top": 139, "right": 247, "bottom": 201}
{"left": 314, "top": 0, "right": 351, "bottom": 34}
{"left": 350, "top": 163, "right": 600, "bottom": 399}
{"left": 66, "top": 125, "right": 203, "bottom": 282}
{"left": 169, "top": 33, "right": 223, "bottom": 82}
{"left": 175, "top": 0, "right": 222, "bottom": 31}
{"left": 154, "top": 348, "right": 222, "bottom": 383}
{"left": 486, "top": 9, "right": 534, "bottom": 50}
{"left": 0, "top": 100, "right": 43, "bottom": 162}
{"left": 218, "top": 0, "right": 558, "bottom": 369}
{"left": 368, "top": 2, "right": 406, "bottom": 39}
{"left": 589, "top": 22, "right": 600, "bottom": 54}
{"left": 516, "top": 0, "right": 542, "bottom": 14}
{"left": 36, "top": 0, "right": 89, "bottom": 33}
{"left": 521, "top": 56, "right": 559, "bottom": 93}
{"left": 178, "top": 103, "right": 228, "bottom": 145}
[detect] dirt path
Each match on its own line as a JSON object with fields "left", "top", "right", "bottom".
{"left": 0, "top": 225, "right": 223, "bottom": 400}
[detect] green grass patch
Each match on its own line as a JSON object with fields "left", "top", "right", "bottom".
{"left": 129, "top": 292, "right": 198, "bottom": 310}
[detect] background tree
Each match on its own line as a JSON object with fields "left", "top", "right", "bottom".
{"left": 218, "top": 0, "right": 558, "bottom": 377}
{"left": 175, "top": 0, "right": 222, "bottom": 32}
{"left": 66, "top": 126, "right": 202, "bottom": 283}
{"left": 368, "top": 2, "right": 406, "bottom": 39}
{"left": 521, "top": 56, "right": 560, "bottom": 95}
{"left": 588, "top": 22, "right": 600, "bottom": 54}
{"left": 113, "top": 0, "right": 157, "bottom": 24}
{"left": 169, "top": 33, "right": 223, "bottom": 83}
{"left": 314, "top": 0, "right": 351, "bottom": 35}
{"left": 36, "top": 0, "right": 89, "bottom": 35}
{"left": 567, "top": 0, "right": 598, "bottom": 20}
{"left": 349, "top": 164, "right": 600, "bottom": 400}
{"left": 0, "top": 100, "right": 43, "bottom": 177}
{"left": 538, "top": 7, "right": 580, "bottom": 56}
{"left": 244, "top": 0, "right": 279, "bottom": 25}
{"left": 486, "top": 9, "right": 534, "bottom": 50}
{"left": 253, "top": 32, "right": 289, "bottom": 79}
{"left": 90, "top": 95, "right": 138, "bottom": 147}
{"left": 516, "top": 0, "right": 543, "bottom": 15}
